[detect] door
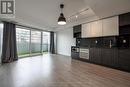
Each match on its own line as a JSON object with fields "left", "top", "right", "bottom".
{"left": 102, "top": 16, "right": 119, "bottom": 36}
{"left": 73, "top": 25, "right": 81, "bottom": 38}
{"left": 91, "top": 20, "right": 103, "bottom": 37}
{"left": 71, "top": 47, "right": 79, "bottom": 59}
{"left": 90, "top": 48, "right": 102, "bottom": 64}
{"left": 31, "top": 30, "right": 42, "bottom": 55}
{"left": 102, "top": 37, "right": 117, "bottom": 48}
{"left": 82, "top": 23, "right": 91, "bottom": 38}
{"left": 102, "top": 37, "right": 118, "bottom": 67}
{"left": 118, "top": 49, "right": 130, "bottom": 71}
{"left": 42, "top": 32, "right": 50, "bottom": 53}
{"left": 16, "top": 28, "right": 31, "bottom": 57}
{"left": 102, "top": 48, "right": 118, "bottom": 68}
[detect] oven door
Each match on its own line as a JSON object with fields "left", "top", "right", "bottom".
{"left": 79, "top": 48, "right": 89, "bottom": 59}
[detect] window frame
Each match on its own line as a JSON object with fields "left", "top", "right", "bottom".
{"left": 16, "top": 25, "right": 50, "bottom": 58}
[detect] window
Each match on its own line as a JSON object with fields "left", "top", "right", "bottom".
{"left": 0, "top": 23, "right": 3, "bottom": 63}
{"left": 16, "top": 28, "right": 30, "bottom": 57}
{"left": 42, "top": 32, "right": 50, "bottom": 52}
{"left": 16, "top": 27, "right": 50, "bottom": 58}
{"left": 31, "top": 30, "right": 42, "bottom": 55}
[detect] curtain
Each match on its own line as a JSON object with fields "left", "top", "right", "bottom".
{"left": 1, "top": 22, "right": 18, "bottom": 63}
{"left": 50, "top": 32, "right": 55, "bottom": 54}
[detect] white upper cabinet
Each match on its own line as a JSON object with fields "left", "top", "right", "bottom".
{"left": 91, "top": 20, "right": 103, "bottom": 37}
{"left": 102, "top": 16, "right": 119, "bottom": 36}
{"left": 82, "top": 23, "right": 91, "bottom": 38}
{"left": 81, "top": 16, "right": 119, "bottom": 38}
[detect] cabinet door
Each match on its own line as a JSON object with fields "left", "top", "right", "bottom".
{"left": 119, "top": 12, "right": 130, "bottom": 26}
{"left": 90, "top": 48, "right": 102, "bottom": 64}
{"left": 102, "top": 48, "right": 118, "bottom": 68}
{"left": 82, "top": 23, "right": 91, "bottom": 38}
{"left": 71, "top": 52, "right": 79, "bottom": 59}
{"left": 118, "top": 49, "right": 130, "bottom": 71}
{"left": 73, "top": 25, "right": 81, "bottom": 33}
{"left": 73, "top": 25, "right": 81, "bottom": 38}
{"left": 103, "top": 16, "right": 119, "bottom": 36}
{"left": 91, "top": 20, "right": 103, "bottom": 37}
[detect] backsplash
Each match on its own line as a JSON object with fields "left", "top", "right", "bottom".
{"left": 76, "top": 35, "right": 130, "bottom": 49}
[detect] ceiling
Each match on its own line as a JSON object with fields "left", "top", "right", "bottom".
{"left": 84, "top": 0, "right": 130, "bottom": 18}
{"left": 1, "top": 0, "right": 130, "bottom": 31}
{"left": 14, "top": 0, "right": 94, "bottom": 31}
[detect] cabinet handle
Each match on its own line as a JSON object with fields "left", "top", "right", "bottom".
{"left": 110, "top": 40, "right": 112, "bottom": 48}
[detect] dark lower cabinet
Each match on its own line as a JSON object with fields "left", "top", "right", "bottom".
{"left": 90, "top": 48, "right": 130, "bottom": 72}
{"left": 90, "top": 48, "right": 102, "bottom": 64}
{"left": 72, "top": 47, "right": 130, "bottom": 72}
{"left": 90, "top": 48, "right": 118, "bottom": 68}
{"left": 102, "top": 48, "right": 118, "bottom": 68}
{"left": 118, "top": 49, "right": 130, "bottom": 72}
{"left": 72, "top": 35, "right": 130, "bottom": 72}
{"left": 71, "top": 52, "right": 79, "bottom": 59}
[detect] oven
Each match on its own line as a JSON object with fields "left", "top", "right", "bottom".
{"left": 79, "top": 48, "right": 89, "bottom": 60}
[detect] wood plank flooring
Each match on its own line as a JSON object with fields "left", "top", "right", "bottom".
{"left": 0, "top": 54, "right": 130, "bottom": 87}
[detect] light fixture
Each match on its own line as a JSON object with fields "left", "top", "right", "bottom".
{"left": 76, "top": 15, "right": 78, "bottom": 18}
{"left": 58, "top": 4, "right": 66, "bottom": 25}
{"left": 68, "top": 8, "right": 89, "bottom": 20}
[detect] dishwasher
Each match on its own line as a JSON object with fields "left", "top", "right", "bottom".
{"left": 79, "top": 48, "right": 89, "bottom": 60}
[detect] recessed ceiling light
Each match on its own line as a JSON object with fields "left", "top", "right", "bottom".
{"left": 76, "top": 15, "right": 78, "bottom": 18}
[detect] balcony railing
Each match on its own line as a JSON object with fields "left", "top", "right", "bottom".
{"left": 17, "top": 42, "right": 49, "bottom": 57}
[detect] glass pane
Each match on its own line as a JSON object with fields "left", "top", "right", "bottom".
{"left": 42, "top": 32, "right": 50, "bottom": 53}
{"left": 31, "top": 30, "right": 41, "bottom": 55}
{"left": 16, "top": 28, "right": 30, "bottom": 57}
{"left": 0, "top": 23, "right": 3, "bottom": 63}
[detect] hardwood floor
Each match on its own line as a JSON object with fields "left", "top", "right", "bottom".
{"left": 0, "top": 54, "right": 130, "bottom": 87}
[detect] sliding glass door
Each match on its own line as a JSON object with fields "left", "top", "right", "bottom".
{"left": 16, "top": 27, "right": 50, "bottom": 58}
{"left": 31, "top": 30, "right": 42, "bottom": 55}
{"left": 16, "top": 28, "right": 30, "bottom": 57}
{"left": 42, "top": 32, "right": 50, "bottom": 53}
{"left": 0, "top": 23, "right": 3, "bottom": 63}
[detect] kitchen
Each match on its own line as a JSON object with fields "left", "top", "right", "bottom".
{"left": 71, "top": 12, "right": 130, "bottom": 72}
{"left": 1, "top": 0, "right": 130, "bottom": 86}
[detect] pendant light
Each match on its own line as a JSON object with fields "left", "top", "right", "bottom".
{"left": 58, "top": 4, "right": 66, "bottom": 25}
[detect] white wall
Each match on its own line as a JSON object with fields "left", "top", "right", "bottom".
{"left": 56, "top": 27, "right": 76, "bottom": 56}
